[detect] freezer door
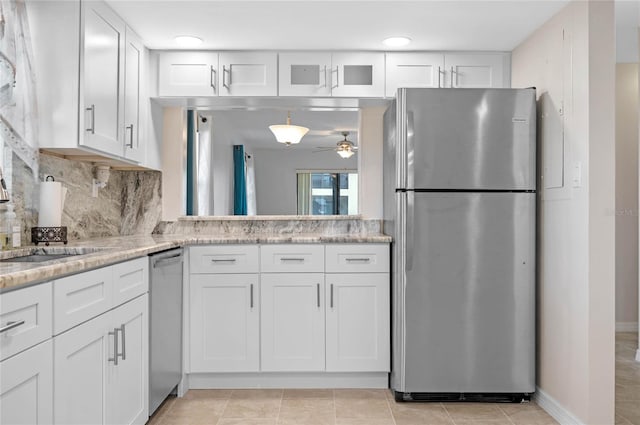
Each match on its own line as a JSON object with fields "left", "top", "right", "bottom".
{"left": 396, "top": 192, "right": 535, "bottom": 393}
{"left": 400, "top": 88, "right": 536, "bottom": 190}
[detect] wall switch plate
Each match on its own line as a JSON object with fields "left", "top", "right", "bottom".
{"left": 572, "top": 161, "right": 582, "bottom": 188}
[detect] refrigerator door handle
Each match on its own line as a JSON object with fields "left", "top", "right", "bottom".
{"left": 406, "top": 191, "right": 414, "bottom": 271}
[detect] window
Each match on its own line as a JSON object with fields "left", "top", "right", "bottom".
{"left": 297, "top": 171, "right": 358, "bottom": 216}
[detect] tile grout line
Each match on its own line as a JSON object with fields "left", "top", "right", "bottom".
{"left": 497, "top": 404, "right": 517, "bottom": 425}
{"left": 441, "top": 402, "right": 458, "bottom": 425}
{"left": 384, "top": 390, "right": 399, "bottom": 425}
{"left": 214, "top": 393, "right": 231, "bottom": 425}
{"left": 275, "top": 388, "right": 284, "bottom": 424}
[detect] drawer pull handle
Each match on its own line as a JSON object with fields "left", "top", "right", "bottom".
{"left": 108, "top": 328, "right": 119, "bottom": 365}
{"left": 250, "top": 283, "right": 254, "bottom": 308}
{"left": 119, "top": 324, "right": 126, "bottom": 361}
{"left": 345, "top": 258, "right": 371, "bottom": 263}
{"left": 280, "top": 257, "right": 304, "bottom": 262}
{"left": 330, "top": 284, "right": 334, "bottom": 308}
{"left": 211, "top": 258, "right": 237, "bottom": 263}
{"left": 317, "top": 283, "right": 320, "bottom": 308}
{"left": 0, "top": 320, "right": 25, "bottom": 333}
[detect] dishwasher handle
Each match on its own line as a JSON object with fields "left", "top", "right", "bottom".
{"left": 153, "top": 253, "right": 183, "bottom": 269}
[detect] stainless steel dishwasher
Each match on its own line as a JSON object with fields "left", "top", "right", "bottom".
{"left": 149, "top": 248, "right": 183, "bottom": 416}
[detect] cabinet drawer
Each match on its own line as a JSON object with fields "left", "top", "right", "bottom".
{"left": 0, "top": 283, "right": 53, "bottom": 361}
{"left": 54, "top": 268, "right": 113, "bottom": 335}
{"left": 113, "top": 257, "right": 149, "bottom": 307}
{"left": 325, "top": 244, "right": 389, "bottom": 273}
{"left": 260, "top": 245, "right": 324, "bottom": 273}
{"left": 190, "top": 245, "right": 259, "bottom": 274}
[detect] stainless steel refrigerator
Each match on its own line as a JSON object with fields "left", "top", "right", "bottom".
{"left": 383, "top": 88, "right": 536, "bottom": 402}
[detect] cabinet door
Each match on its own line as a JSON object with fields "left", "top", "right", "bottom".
{"left": 81, "top": 1, "right": 125, "bottom": 156}
{"left": 219, "top": 52, "right": 278, "bottom": 96}
{"left": 158, "top": 51, "right": 219, "bottom": 96}
{"left": 385, "top": 53, "right": 444, "bottom": 97}
{"left": 444, "top": 53, "right": 507, "bottom": 88}
{"left": 110, "top": 295, "right": 148, "bottom": 425}
{"left": 279, "top": 52, "right": 332, "bottom": 96}
{"left": 54, "top": 312, "right": 112, "bottom": 425}
{"left": 190, "top": 274, "right": 259, "bottom": 372}
{"left": 325, "top": 274, "right": 390, "bottom": 372}
{"left": 0, "top": 340, "right": 53, "bottom": 425}
{"left": 124, "top": 27, "right": 144, "bottom": 163}
{"left": 261, "top": 274, "right": 325, "bottom": 371}
{"left": 331, "top": 52, "right": 385, "bottom": 97}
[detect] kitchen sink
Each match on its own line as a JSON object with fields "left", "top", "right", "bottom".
{"left": 0, "top": 253, "right": 82, "bottom": 263}
{"left": 0, "top": 247, "right": 107, "bottom": 264}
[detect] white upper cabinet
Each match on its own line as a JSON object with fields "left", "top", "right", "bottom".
{"left": 124, "top": 28, "right": 145, "bottom": 163}
{"left": 219, "top": 52, "right": 278, "bottom": 96}
{"left": 444, "top": 53, "right": 507, "bottom": 88}
{"left": 27, "top": 0, "right": 151, "bottom": 166}
{"left": 158, "top": 51, "right": 219, "bottom": 96}
{"left": 279, "top": 52, "right": 332, "bottom": 97}
{"left": 81, "top": 1, "right": 125, "bottom": 155}
{"left": 385, "top": 53, "right": 445, "bottom": 96}
{"left": 331, "top": 52, "right": 385, "bottom": 97}
{"left": 385, "top": 52, "right": 510, "bottom": 96}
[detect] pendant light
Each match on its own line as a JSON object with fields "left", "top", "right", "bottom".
{"left": 269, "top": 111, "right": 309, "bottom": 146}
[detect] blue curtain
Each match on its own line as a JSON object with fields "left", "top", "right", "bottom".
{"left": 233, "top": 145, "right": 247, "bottom": 215}
{"left": 186, "top": 110, "right": 195, "bottom": 215}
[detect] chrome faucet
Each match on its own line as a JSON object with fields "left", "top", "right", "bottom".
{"left": 0, "top": 167, "right": 9, "bottom": 203}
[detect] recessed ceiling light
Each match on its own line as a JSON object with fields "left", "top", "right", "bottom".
{"left": 174, "top": 35, "right": 203, "bottom": 47}
{"left": 383, "top": 36, "right": 412, "bottom": 47}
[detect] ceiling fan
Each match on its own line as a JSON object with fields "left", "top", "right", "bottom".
{"left": 314, "top": 132, "right": 358, "bottom": 158}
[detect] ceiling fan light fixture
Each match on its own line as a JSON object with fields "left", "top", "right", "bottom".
{"left": 337, "top": 148, "right": 355, "bottom": 159}
{"left": 269, "top": 112, "right": 309, "bottom": 146}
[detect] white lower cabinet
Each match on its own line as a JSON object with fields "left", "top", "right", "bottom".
{"left": 190, "top": 274, "right": 260, "bottom": 372}
{"left": 261, "top": 273, "right": 325, "bottom": 371}
{"left": 54, "top": 294, "right": 148, "bottom": 425}
{"left": 325, "top": 274, "right": 390, "bottom": 372}
{"left": 187, "top": 243, "right": 390, "bottom": 382}
{"left": 0, "top": 340, "right": 53, "bottom": 425}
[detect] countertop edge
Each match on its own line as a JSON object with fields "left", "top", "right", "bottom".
{"left": 0, "top": 235, "right": 392, "bottom": 291}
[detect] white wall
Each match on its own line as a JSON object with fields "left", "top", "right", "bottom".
{"left": 616, "top": 63, "right": 639, "bottom": 329}
{"left": 161, "top": 107, "right": 186, "bottom": 220}
{"left": 512, "top": 1, "right": 615, "bottom": 424}
{"left": 358, "top": 107, "right": 385, "bottom": 219}
{"left": 253, "top": 148, "right": 356, "bottom": 215}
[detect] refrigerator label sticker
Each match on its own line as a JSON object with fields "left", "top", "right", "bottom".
{"left": 512, "top": 117, "right": 528, "bottom": 123}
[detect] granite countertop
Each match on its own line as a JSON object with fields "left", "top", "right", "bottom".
{"left": 0, "top": 233, "right": 392, "bottom": 291}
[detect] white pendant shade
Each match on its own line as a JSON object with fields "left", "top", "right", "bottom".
{"left": 269, "top": 124, "right": 309, "bottom": 145}
{"left": 269, "top": 112, "right": 309, "bottom": 145}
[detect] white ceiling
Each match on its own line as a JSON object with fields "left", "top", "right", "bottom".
{"left": 106, "top": 0, "right": 570, "bottom": 51}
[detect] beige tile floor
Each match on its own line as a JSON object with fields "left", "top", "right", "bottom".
{"left": 147, "top": 388, "right": 557, "bottom": 425}
{"left": 616, "top": 332, "right": 640, "bottom": 424}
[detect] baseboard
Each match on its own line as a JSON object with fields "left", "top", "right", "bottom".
{"left": 534, "top": 387, "right": 584, "bottom": 425}
{"left": 188, "top": 372, "right": 389, "bottom": 389}
{"left": 616, "top": 322, "right": 638, "bottom": 332}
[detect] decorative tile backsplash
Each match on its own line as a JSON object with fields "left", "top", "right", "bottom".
{"left": 10, "top": 152, "right": 162, "bottom": 243}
